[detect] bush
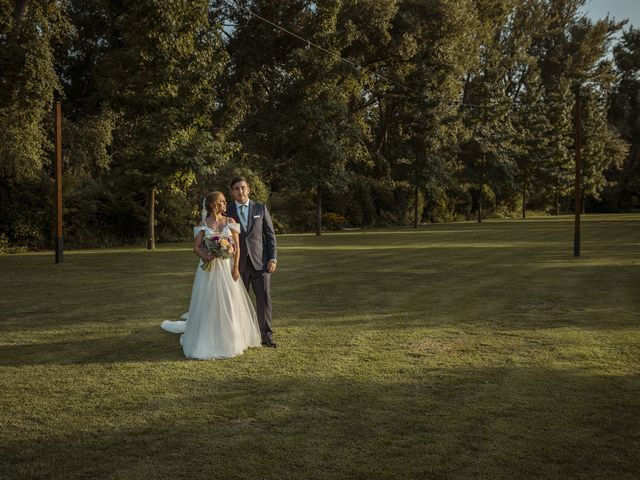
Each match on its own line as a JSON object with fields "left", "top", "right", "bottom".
{"left": 373, "top": 210, "right": 398, "bottom": 227}
{"left": 270, "top": 214, "right": 289, "bottom": 234}
{"left": 0, "top": 233, "right": 28, "bottom": 255}
{"left": 270, "top": 189, "right": 316, "bottom": 233}
{"left": 322, "top": 212, "right": 348, "bottom": 231}
{"left": 0, "top": 175, "right": 51, "bottom": 250}
{"left": 200, "top": 165, "right": 270, "bottom": 204}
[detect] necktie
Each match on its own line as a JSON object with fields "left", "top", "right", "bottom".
{"left": 239, "top": 204, "right": 247, "bottom": 229}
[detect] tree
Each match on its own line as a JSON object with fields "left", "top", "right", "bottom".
{"left": 379, "top": 0, "right": 477, "bottom": 227}
{"left": 99, "top": 1, "right": 229, "bottom": 249}
{"left": 460, "top": 7, "right": 519, "bottom": 223}
{"left": 0, "top": 0, "right": 71, "bottom": 180}
{"left": 513, "top": 73, "right": 551, "bottom": 218}
{"left": 522, "top": 1, "right": 627, "bottom": 216}
{"left": 224, "top": 0, "right": 392, "bottom": 234}
{"left": 610, "top": 27, "right": 640, "bottom": 211}
{"left": 0, "top": 0, "right": 73, "bottom": 248}
{"left": 581, "top": 86, "right": 627, "bottom": 209}
{"left": 543, "top": 77, "right": 574, "bottom": 214}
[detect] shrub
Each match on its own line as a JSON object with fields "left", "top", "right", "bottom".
{"left": 322, "top": 212, "right": 348, "bottom": 230}
{"left": 270, "top": 189, "right": 316, "bottom": 232}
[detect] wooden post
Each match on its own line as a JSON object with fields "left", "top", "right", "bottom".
{"left": 54, "top": 92, "right": 63, "bottom": 263}
{"left": 574, "top": 88, "right": 582, "bottom": 257}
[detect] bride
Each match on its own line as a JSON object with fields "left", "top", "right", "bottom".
{"left": 161, "top": 191, "right": 262, "bottom": 359}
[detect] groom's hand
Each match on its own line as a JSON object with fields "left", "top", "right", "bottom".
{"left": 267, "top": 260, "right": 277, "bottom": 273}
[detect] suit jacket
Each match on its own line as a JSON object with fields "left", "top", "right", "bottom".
{"left": 227, "top": 200, "right": 277, "bottom": 272}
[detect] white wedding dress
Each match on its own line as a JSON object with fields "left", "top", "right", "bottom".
{"left": 161, "top": 223, "right": 262, "bottom": 359}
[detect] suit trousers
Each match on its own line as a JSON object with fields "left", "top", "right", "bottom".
{"left": 241, "top": 259, "right": 273, "bottom": 340}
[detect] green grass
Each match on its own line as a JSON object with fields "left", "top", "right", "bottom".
{"left": 1, "top": 214, "right": 639, "bottom": 479}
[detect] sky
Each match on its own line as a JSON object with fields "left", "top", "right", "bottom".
{"left": 584, "top": 0, "right": 640, "bottom": 29}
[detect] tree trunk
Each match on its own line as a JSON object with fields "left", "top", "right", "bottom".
{"left": 555, "top": 188, "right": 560, "bottom": 216}
{"left": 478, "top": 173, "right": 484, "bottom": 224}
{"left": 315, "top": 186, "right": 322, "bottom": 236}
{"left": 10, "top": 0, "right": 31, "bottom": 42}
{"left": 14, "top": 0, "right": 30, "bottom": 24}
{"left": 574, "top": 87, "right": 582, "bottom": 258}
{"left": 54, "top": 98, "right": 63, "bottom": 263}
{"left": 522, "top": 181, "right": 526, "bottom": 219}
{"left": 425, "top": 195, "right": 430, "bottom": 224}
{"left": 147, "top": 187, "right": 156, "bottom": 250}
{"left": 413, "top": 185, "right": 419, "bottom": 228}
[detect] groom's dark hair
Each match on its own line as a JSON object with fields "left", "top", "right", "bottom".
{"left": 230, "top": 176, "right": 248, "bottom": 189}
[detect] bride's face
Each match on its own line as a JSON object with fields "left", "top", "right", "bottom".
{"left": 213, "top": 196, "right": 227, "bottom": 214}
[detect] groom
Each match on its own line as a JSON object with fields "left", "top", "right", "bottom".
{"left": 227, "top": 176, "right": 278, "bottom": 348}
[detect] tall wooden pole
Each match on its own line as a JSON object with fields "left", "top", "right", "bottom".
{"left": 54, "top": 92, "right": 63, "bottom": 263}
{"left": 574, "top": 88, "right": 582, "bottom": 258}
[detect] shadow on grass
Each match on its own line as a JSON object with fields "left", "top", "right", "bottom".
{"left": 276, "top": 309, "right": 640, "bottom": 331}
{"left": 2, "top": 368, "right": 638, "bottom": 479}
{"left": 0, "top": 326, "right": 185, "bottom": 366}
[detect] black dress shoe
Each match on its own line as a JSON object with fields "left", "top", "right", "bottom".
{"left": 262, "top": 338, "right": 277, "bottom": 348}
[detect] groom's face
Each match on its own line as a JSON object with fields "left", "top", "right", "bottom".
{"left": 232, "top": 181, "right": 250, "bottom": 204}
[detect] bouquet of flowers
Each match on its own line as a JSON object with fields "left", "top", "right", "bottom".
{"left": 201, "top": 229, "right": 236, "bottom": 271}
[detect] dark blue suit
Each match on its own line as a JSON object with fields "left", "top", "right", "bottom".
{"left": 227, "top": 200, "right": 277, "bottom": 341}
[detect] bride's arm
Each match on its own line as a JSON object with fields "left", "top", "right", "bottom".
{"left": 193, "top": 227, "right": 210, "bottom": 261}
{"left": 229, "top": 219, "right": 241, "bottom": 281}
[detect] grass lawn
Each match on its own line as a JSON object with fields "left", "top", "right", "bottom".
{"left": 1, "top": 214, "right": 639, "bottom": 479}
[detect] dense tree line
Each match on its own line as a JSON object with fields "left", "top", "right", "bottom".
{"left": 0, "top": 0, "right": 638, "bottom": 250}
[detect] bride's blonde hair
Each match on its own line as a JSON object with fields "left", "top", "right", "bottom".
{"left": 204, "top": 191, "right": 225, "bottom": 217}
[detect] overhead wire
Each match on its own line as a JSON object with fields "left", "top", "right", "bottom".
{"left": 222, "top": 0, "right": 577, "bottom": 112}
